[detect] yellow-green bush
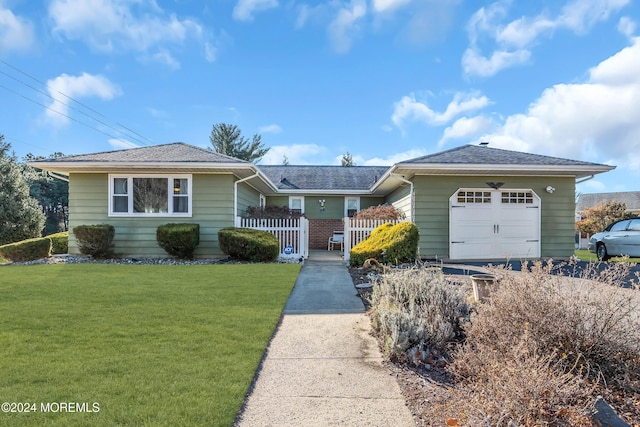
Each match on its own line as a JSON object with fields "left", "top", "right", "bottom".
{"left": 0, "top": 237, "right": 52, "bottom": 262}
{"left": 349, "top": 222, "right": 418, "bottom": 267}
{"left": 47, "top": 231, "right": 68, "bottom": 254}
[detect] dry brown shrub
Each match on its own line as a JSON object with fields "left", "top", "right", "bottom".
{"left": 351, "top": 204, "right": 405, "bottom": 220}
{"left": 368, "top": 267, "right": 468, "bottom": 364}
{"left": 450, "top": 260, "right": 640, "bottom": 425}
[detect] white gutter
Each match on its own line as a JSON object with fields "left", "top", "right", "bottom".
{"left": 47, "top": 171, "right": 69, "bottom": 182}
{"left": 576, "top": 175, "right": 595, "bottom": 184}
{"left": 391, "top": 173, "right": 413, "bottom": 221}
{"left": 234, "top": 172, "right": 259, "bottom": 224}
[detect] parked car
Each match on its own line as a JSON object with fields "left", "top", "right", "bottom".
{"left": 588, "top": 218, "right": 640, "bottom": 260}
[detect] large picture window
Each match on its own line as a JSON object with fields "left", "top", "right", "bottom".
{"left": 109, "top": 175, "right": 192, "bottom": 216}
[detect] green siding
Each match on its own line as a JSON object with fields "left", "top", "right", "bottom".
{"left": 236, "top": 181, "right": 260, "bottom": 217}
{"left": 265, "top": 195, "right": 384, "bottom": 219}
{"left": 385, "top": 185, "right": 412, "bottom": 219}
{"left": 412, "top": 175, "right": 576, "bottom": 260}
{"left": 68, "top": 173, "right": 236, "bottom": 257}
{"left": 360, "top": 197, "right": 385, "bottom": 211}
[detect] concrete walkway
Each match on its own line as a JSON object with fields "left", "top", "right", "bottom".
{"left": 235, "top": 251, "right": 414, "bottom": 427}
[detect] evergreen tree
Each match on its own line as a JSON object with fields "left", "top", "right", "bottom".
{"left": 22, "top": 153, "right": 69, "bottom": 234}
{"left": 0, "top": 136, "right": 45, "bottom": 245}
{"left": 341, "top": 152, "right": 355, "bottom": 166}
{"left": 209, "top": 123, "right": 270, "bottom": 163}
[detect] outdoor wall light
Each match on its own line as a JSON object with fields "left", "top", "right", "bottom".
{"left": 318, "top": 199, "right": 326, "bottom": 212}
{"left": 546, "top": 186, "right": 556, "bottom": 193}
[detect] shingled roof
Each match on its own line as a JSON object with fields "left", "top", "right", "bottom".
{"left": 399, "top": 144, "right": 605, "bottom": 167}
{"left": 258, "top": 165, "right": 388, "bottom": 191}
{"left": 577, "top": 192, "right": 640, "bottom": 213}
{"left": 36, "top": 142, "right": 247, "bottom": 164}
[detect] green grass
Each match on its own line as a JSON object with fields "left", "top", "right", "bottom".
{"left": 0, "top": 264, "right": 300, "bottom": 427}
{"left": 574, "top": 249, "right": 640, "bottom": 263}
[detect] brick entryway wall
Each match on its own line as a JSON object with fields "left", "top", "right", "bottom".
{"left": 308, "top": 219, "right": 344, "bottom": 250}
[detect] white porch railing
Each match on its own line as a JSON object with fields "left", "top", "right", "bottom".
{"left": 235, "top": 217, "right": 309, "bottom": 259}
{"left": 343, "top": 218, "right": 406, "bottom": 263}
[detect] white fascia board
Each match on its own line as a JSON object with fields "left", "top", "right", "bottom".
{"left": 369, "top": 165, "right": 399, "bottom": 192}
{"left": 394, "top": 163, "right": 615, "bottom": 175}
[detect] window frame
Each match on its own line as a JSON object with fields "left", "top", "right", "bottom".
{"left": 345, "top": 197, "right": 360, "bottom": 217}
{"left": 108, "top": 174, "right": 193, "bottom": 217}
{"left": 289, "top": 196, "right": 304, "bottom": 215}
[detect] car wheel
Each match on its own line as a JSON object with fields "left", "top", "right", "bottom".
{"left": 596, "top": 244, "right": 610, "bottom": 261}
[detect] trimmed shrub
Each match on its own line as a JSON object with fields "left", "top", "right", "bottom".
{"left": 156, "top": 223, "right": 200, "bottom": 259}
{"left": 0, "top": 237, "right": 52, "bottom": 262}
{"left": 218, "top": 227, "right": 279, "bottom": 262}
{"left": 349, "top": 222, "right": 418, "bottom": 267}
{"left": 47, "top": 231, "right": 68, "bottom": 254}
{"left": 73, "top": 224, "right": 115, "bottom": 259}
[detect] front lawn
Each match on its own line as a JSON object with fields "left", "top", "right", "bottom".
{"left": 0, "top": 264, "right": 300, "bottom": 427}
{"left": 574, "top": 249, "right": 640, "bottom": 263}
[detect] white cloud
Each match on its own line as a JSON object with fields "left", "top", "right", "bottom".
{"left": 261, "top": 144, "right": 327, "bottom": 165}
{"left": 0, "top": 5, "right": 35, "bottom": 54}
{"left": 45, "top": 72, "right": 121, "bottom": 127}
{"left": 359, "top": 148, "right": 430, "bottom": 166}
{"left": 372, "top": 0, "right": 412, "bottom": 14}
{"left": 108, "top": 138, "right": 139, "bottom": 150}
{"left": 233, "top": 0, "right": 278, "bottom": 22}
{"left": 391, "top": 91, "right": 491, "bottom": 130}
{"left": 438, "top": 115, "right": 494, "bottom": 146}
{"left": 146, "top": 49, "right": 180, "bottom": 70}
{"left": 461, "top": 47, "right": 531, "bottom": 78}
{"left": 464, "top": 0, "right": 630, "bottom": 77}
{"left": 48, "top": 0, "right": 210, "bottom": 66}
{"left": 478, "top": 38, "right": 640, "bottom": 172}
{"left": 327, "top": 0, "right": 367, "bottom": 53}
{"left": 618, "top": 16, "right": 636, "bottom": 37}
{"left": 259, "top": 124, "right": 283, "bottom": 134}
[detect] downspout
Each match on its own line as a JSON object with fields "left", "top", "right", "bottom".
{"left": 390, "top": 173, "right": 413, "bottom": 221}
{"left": 234, "top": 173, "right": 259, "bottom": 226}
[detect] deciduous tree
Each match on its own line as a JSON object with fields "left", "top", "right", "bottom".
{"left": 576, "top": 200, "right": 635, "bottom": 235}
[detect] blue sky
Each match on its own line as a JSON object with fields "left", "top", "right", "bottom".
{"left": 1, "top": 0, "right": 639, "bottom": 194}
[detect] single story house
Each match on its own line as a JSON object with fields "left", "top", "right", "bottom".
{"left": 577, "top": 192, "right": 640, "bottom": 217}
{"left": 30, "top": 142, "right": 614, "bottom": 261}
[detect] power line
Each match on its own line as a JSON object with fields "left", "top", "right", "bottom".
{"left": 0, "top": 59, "right": 154, "bottom": 147}
{"left": 0, "top": 82, "right": 143, "bottom": 144}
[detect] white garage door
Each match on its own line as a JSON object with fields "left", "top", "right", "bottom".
{"left": 449, "top": 189, "right": 540, "bottom": 260}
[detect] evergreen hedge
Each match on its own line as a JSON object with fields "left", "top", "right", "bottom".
{"left": 47, "top": 231, "right": 69, "bottom": 254}
{"left": 218, "top": 228, "right": 279, "bottom": 262}
{"left": 156, "top": 223, "right": 200, "bottom": 259}
{"left": 73, "top": 224, "right": 115, "bottom": 259}
{"left": 0, "top": 237, "right": 52, "bottom": 262}
{"left": 349, "top": 222, "right": 419, "bottom": 267}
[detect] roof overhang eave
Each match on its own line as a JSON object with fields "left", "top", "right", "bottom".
{"left": 27, "top": 161, "right": 256, "bottom": 173}
{"left": 392, "top": 163, "right": 616, "bottom": 178}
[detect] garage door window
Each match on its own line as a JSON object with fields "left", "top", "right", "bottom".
{"left": 501, "top": 191, "right": 534, "bottom": 204}
{"left": 457, "top": 191, "right": 491, "bottom": 203}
